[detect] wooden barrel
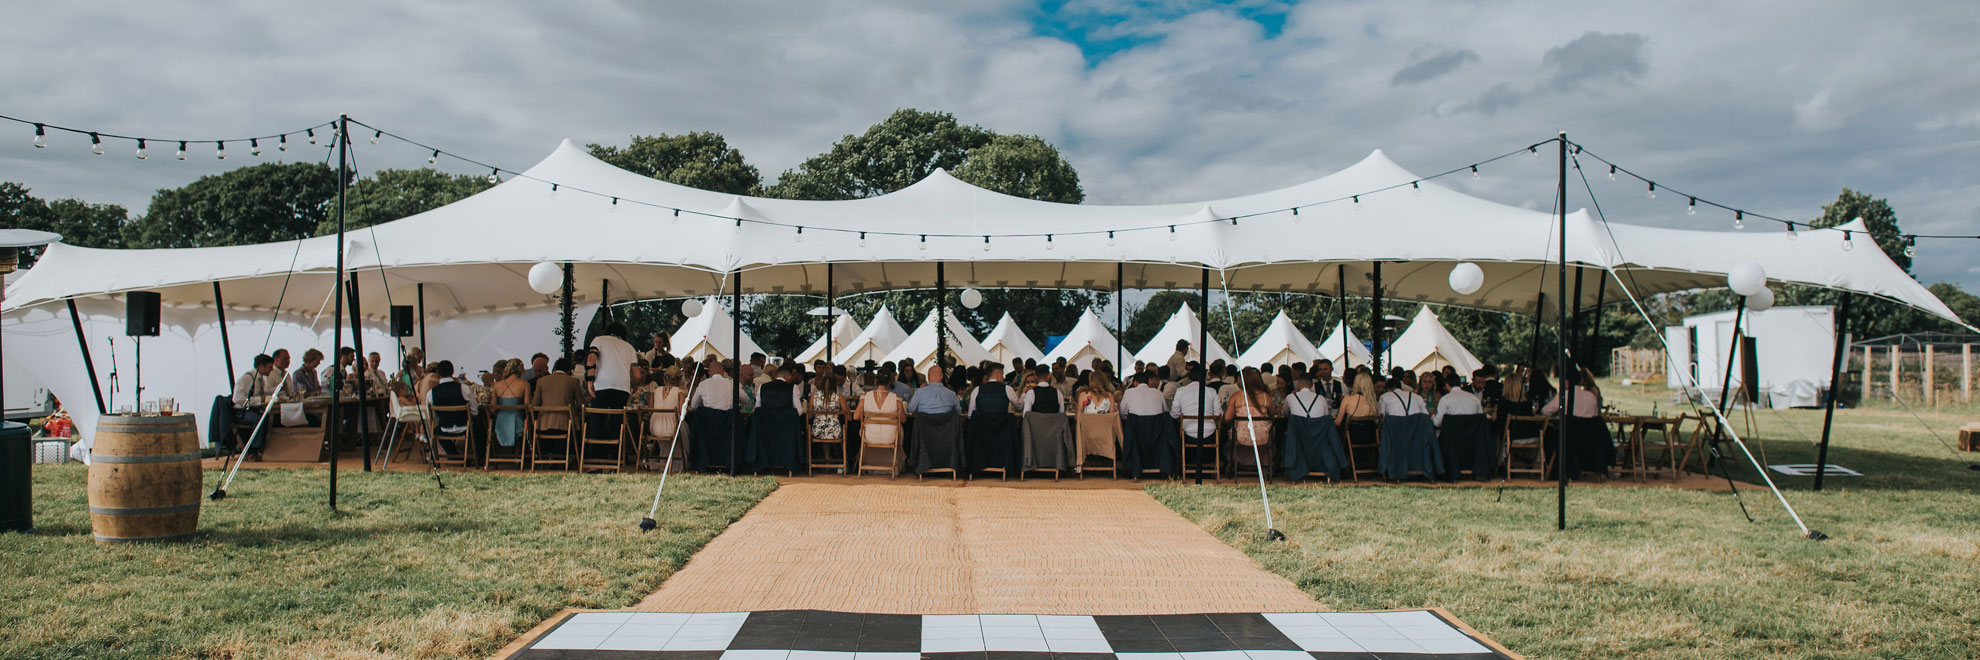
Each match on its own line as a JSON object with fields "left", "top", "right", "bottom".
{"left": 87, "top": 414, "right": 201, "bottom": 543}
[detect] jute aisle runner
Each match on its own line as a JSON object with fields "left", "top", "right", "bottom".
{"left": 636, "top": 483, "right": 1322, "bottom": 614}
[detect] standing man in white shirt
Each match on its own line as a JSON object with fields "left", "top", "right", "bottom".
{"left": 586, "top": 322, "right": 638, "bottom": 452}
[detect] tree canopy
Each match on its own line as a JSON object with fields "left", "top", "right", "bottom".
{"left": 314, "top": 168, "right": 493, "bottom": 235}
{"left": 585, "top": 132, "right": 762, "bottom": 195}
{"left": 0, "top": 182, "right": 128, "bottom": 267}
{"left": 123, "top": 162, "right": 342, "bottom": 249}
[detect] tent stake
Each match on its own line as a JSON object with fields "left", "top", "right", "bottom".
{"left": 1814, "top": 292, "right": 1851, "bottom": 491}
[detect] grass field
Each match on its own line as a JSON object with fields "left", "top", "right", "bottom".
{"left": 1152, "top": 380, "right": 1980, "bottom": 659}
{"left": 1, "top": 466, "right": 775, "bottom": 660}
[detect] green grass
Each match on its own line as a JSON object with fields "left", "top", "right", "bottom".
{"left": 1151, "top": 380, "right": 1980, "bottom": 659}
{"left": 2, "top": 466, "right": 776, "bottom": 659}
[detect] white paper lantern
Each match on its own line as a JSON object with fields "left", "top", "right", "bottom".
{"left": 526, "top": 261, "right": 562, "bottom": 295}
{"left": 1448, "top": 262, "right": 1485, "bottom": 295}
{"left": 960, "top": 288, "right": 983, "bottom": 309}
{"left": 680, "top": 298, "right": 704, "bottom": 318}
{"left": 1726, "top": 262, "right": 1767, "bottom": 297}
{"left": 1745, "top": 287, "right": 1775, "bottom": 312}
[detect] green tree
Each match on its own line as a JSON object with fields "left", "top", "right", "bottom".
{"left": 1926, "top": 282, "right": 1980, "bottom": 329}
{"left": 0, "top": 182, "right": 129, "bottom": 266}
{"left": 765, "top": 109, "right": 993, "bottom": 200}
{"left": 124, "top": 162, "right": 341, "bottom": 249}
{"left": 315, "top": 168, "right": 493, "bottom": 235}
{"left": 1812, "top": 187, "right": 1908, "bottom": 272}
{"left": 585, "top": 133, "right": 762, "bottom": 195}
{"left": 951, "top": 134, "right": 1085, "bottom": 204}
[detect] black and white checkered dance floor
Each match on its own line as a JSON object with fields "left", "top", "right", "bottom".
{"left": 507, "top": 610, "right": 1514, "bottom": 660}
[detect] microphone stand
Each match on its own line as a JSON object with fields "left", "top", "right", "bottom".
{"left": 105, "top": 337, "right": 120, "bottom": 411}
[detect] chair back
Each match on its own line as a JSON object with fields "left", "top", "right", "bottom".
{"left": 1345, "top": 414, "right": 1382, "bottom": 445}
{"left": 1505, "top": 414, "right": 1551, "bottom": 442}
{"left": 532, "top": 405, "right": 573, "bottom": 437}
{"left": 428, "top": 405, "right": 472, "bottom": 437}
{"left": 1178, "top": 414, "right": 1220, "bottom": 436}
{"left": 863, "top": 411, "right": 902, "bottom": 432}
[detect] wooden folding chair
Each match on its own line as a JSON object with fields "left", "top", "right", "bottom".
{"left": 639, "top": 407, "right": 685, "bottom": 473}
{"left": 1344, "top": 415, "right": 1382, "bottom": 482}
{"left": 1074, "top": 411, "right": 1120, "bottom": 479}
{"left": 856, "top": 411, "right": 904, "bottom": 478}
{"left": 427, "top": 405, "right": 473, "bottom": 468}
{"left": 579, "top": 407, "right": 629, "bottom": 473}
{"left": 529, "top": 405, "right": 575, "bottom": 472}
{"left": 1179, "top": 415, "right": 1221, "bottom": 480}
{"left": 1677, "top": 412, "right": 1720, "bottom": 477}
{"left": 1504, "top": 414, "right": 1552, "bottom": 480}
{"left": 483, "top": 403, "right": 530, "bottom": 471}
{"left": 1635, "top": 415, "right": 1686, "bottom": 481}
{"left": 1230, "top": 417, "right": 1275, "bottom": 482}
{"left": 806, "top": 409, "right": 847, "bottom": 475}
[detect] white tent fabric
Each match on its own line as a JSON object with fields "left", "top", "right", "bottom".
{"left": 881, "top": 308, "right": 994, "bottom": 369}
{"left": 1388, "top": 306, "right": 1485, "bottom": 376}
{"left": 1316, "top": 321, "right": 1374, "bottom": 369}
{"left": 7, "top": 142, "right": 1959, "bottom": 329}
{"left": 1236, "top": 311, "right": 1320, "bottom": 369}
{"left": 668, "top": 297, "right": 763, "bottom": 361}
{"left": 980, "top": 312, "right": 1047, "bottom": 364}
{"left": 1042, "top": 309, "right": 1121, "bottom": 369}
{"left": 795, "top": 313, "right": 862, "bottom": 364}
{"left": 1132, "top": 305, "right": 1233, "bottom": 367}
{"left": 832, "top": 305, "right": 909, "bottom": 366}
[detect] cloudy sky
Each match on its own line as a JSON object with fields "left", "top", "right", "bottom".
{"left": 4, "top": 0, "right": 1977, "bottom": 288}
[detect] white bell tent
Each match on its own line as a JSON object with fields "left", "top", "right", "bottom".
{"left": 831, "top": 305, "right": 909, "bottom": 366}
{"left": 980, "top": 312, "right": 1047, "bottom": 364}
{"left": 668, "top": 297, "right": 764, "bottom": 361}
{"left": 1236, "top": 311, "right": 1321, "bottom": 369}
{"left": 1316, "top": 321, "right": 1375, "bottom": 369}
{"left": 880, "top": 308, "right": 994, "bottom": 369}
{"left": 1388, "top": 306, "right": 1485, "bottom": 375}
{"left": 796, "top": 313, "right": 862, "bottom": 364}
{"left": 1043, "top": 309, "right": 1122, "bottom": 369}
{"left": 1132, "top": 304, "right": 1232, "bottom": 367}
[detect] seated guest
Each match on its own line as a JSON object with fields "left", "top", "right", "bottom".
{"left": 1541, "top": 368, "right": 1613, "bottom": 481}
{"left": 1282, "top": 376, "right": 1348, "bottom": 482}
{"left": 964, "top": 363, "right": 1022, "bottom": 477}
{"left": 884, "top": 364, "right": 914, "bottom": 400}
{"left": 1120, "top": 370, "right": 1178, "bottom": 478}
{"left": 1078, "top": 371, "right": 1116, "bottom": 413}
{"left": 490, "top": 358, "right": 531, "bottom": 455}
{"left": 532, "top": 357, "right": 582, "bottom": 439}
{"left": 854, "top": 370, "right": 907, "bottom": 473}
{"left": 1225, "top": 368, "right": 1276, "bottom": 475}
{"left": 1172, "top": 366, "right": 1223, "bottom": 445}
{"left": 908, "top": 364, "right": 964, "bottom": 476}
{"left": 295, "top": 348, "right": 325, "bottom": 397}
{"left": 1377, "top": 376, "right": 1443, "bottom": 482}
{"left": 524, "top": 353, "right": 550, "bottom": 384}
{"left": 1433, "top": 374, "right": 1491, "bottom": 481}
{"left": 687, "top": 359, "right": 739, "bottom": 472}
{"left": 231, "top": 353, "right": 282, "bottom": 458}
{"left": 424, "top": 361, "right": 478, "bottom": 456}
{"left": 746, "top": 363, "right": 806, "bottom": 472}
{"left": 1018, "top": 366, "right": 1074, "bottom": 474}
{"left": 1419, "top": 371, "right": 1444, "bottom": 413}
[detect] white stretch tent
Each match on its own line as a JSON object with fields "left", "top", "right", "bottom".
{"left": 1316, "top": 321, "right": 1375, "bottom": 368}
{"left": 1133, "top": 305, "right": 1232, "bottom": 367}
{"left": 1665, "top": 305, "right": 1836, "bottom": 408}
{"left": 796, "top": 313, "right": 861, "bottom": 364}
{"left": 980, "top": 312, "right": 1047, "bottom": 364}
{"left": 1043, "top": 309, "right": 1122, "bottom": 369}
{"left": 832, "top": 305, "right": 909, "bottom": 366}
{"left": 6, "top": 139, "right": 1965, "bottom": 446}
{"left": 669, "top": 297, "right": 764, "bottom": 361}
{"left": 1388, "top": 306, "right": 1485, "bottom": 375}
{"left": 1236, "top": 311, "right": 1321, "bottom": 369}
{"left": 881, "top": 308, "right": 994, "bottom": 369}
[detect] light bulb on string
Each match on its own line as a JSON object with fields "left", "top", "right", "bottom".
{"left": 1106, "top": 231, "right": 1116, "bottom": 247}
{"left": 32, "top": 123, "right": 47, "bottom": 148}
{"left": 135, "top": 139, "right": 148, "bottom": 160}
{"left": 549, "top": 183, "right": 558, "bottom": 199}
{"left": 370, "top": 130, "right": 381, "bottom": 145}
{"left": 794, "top": 227, "right": 804, "bottom": 243}
{"left": 216, "top": 142, "right": 226, "bottom": 160}
{"left": 307, "top": 128, "right": 317, "bottom": 145}
{"left": 734, "top": 219, "right": 743, "bottom": 235}
{"left": 487, "top": 168, "right": 500, "bottom": 184}
{"left": 1412, "top": 181, "right": 1422, "bottom": 197}
{"left": 982, "top": 236, "right": 992, "bottom": 252}
{"left": 1290, "top": 207, "right": 1300, "bottom": 224}
{"left": 609, "top": 197, "right": 619, "bottom": 213}
{"left": 1785, "top": 223, "right": 1798, "bottom": 241}
{"left": 1352, "top": 195, "right": 1361, "bottom": 212}
{"left": 1734, "top": 211, "right": 1744, "bottom": 230}
{"left": 1046, "top": 234, "right": 1055, "bottom": 250}
{"left": 919, "top": 235, "right": 927, "bottom": 251}
{"left": 671, "top": 209, "right": 680, "bottom": 225}
{"left": 1646, "top": 182, "right": 1656, "bottom": 199}
{"left": 90, "top": 132, "right": 104, "bottom": 155}
{"left": 1470, "top": 165, "right": 1479, "bottom": 180}
{"left": 1607, "top": 165, "right": 1616, "bottom": 181}
{"left": 176, "top": 141, "right": 187, "bottom": 161}
{"left": 1529, "top": 145, "right": 1538, "bottom": 159}
{"left": 1229, "top": 219, "right": 1240, "bottom": 233}
{"left": 278, "top": 134, "right": 288, "bottom": 152}
{"left": 1168, "top": 225, "right": 1177, "bottom": 241}
{"left": 428, "top": 150, "right": 439, "bottom": 165}
{"left": 250, "top": 138, "right": 261, "bottom": 157}
{"left": 1841, "top": 231, "right": 1854, "bottom": 252}
{"left": 1903, "top": 236, "right": 1916, "bottom": 258}
{"left": 1686, "top": 197, "right": 1696, "bottom": 215}
{"left": 858, "top": 232, "right": 867, "bottom": 247}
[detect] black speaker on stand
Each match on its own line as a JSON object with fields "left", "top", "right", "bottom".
{"left": 126, "top": 291, "right": 160, "bottom": 411}
{"left": 390, "top": 305, "right": 415, "bottom": 337}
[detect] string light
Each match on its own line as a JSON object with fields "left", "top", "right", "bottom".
{"left": 734, "top": 219, "right": 743, "bottom": 235}
{"left": 428, "top": 149, "right": 439, "bottom": 165}
{"left": 858, "top": 231, "right": 866, "bottom": 247}
{"left": 89, "top": 132, "right": 103, "bottom": 155}
{"left": 279, "top": 134, "right": 288, "bottom": 152}
{"left": 1046, "top": 234, "right": 1056, "bottom": 249}
{"left": 1290, "top": 207, "right": 1300, "bottom": 223}
{"left": 1841, "top": 230, "right": 1854, "bottom": 252}
{"left": 549, "top": 183, "right": 559, "bottom": 199}
{"left": 1106, "top": 231, "right": 1116, "bottom": 247}
{"left": 919, "top": 234, "right": 927, "bottom": 251}
{"left": 1785, "top": 222, "right": 1798, "bottom": 241}
{"left": 487, "top": 167, "right": 499, "bottom": 183}
{"left": 1529, "top": 145, "right": 1538, "bottom": 158}
{"left": 672, "top": 209, "right": 680, "bottom": 225}
{"left": 32, "top": 123, "right": 46, "bottom": 148}
{"left": 134, "top": 139, "right": 148, "bottom": 160}
{"left": 215, "top": 141, "right": 226, "bottom": 159}
{"left": 1734, "top": 211, "right": 1744, "bottom": 230}
{"left": 1646, "top": 182, "right": 1656, "bottom": 199}
{"left": 1352, "top": 195, "right": 1361, "bottom": 212}
{"left": 1412, "top": 180, "right": 1421, "bottom": 196}
{"left": 307, "top": 128, "right": 317, "bottom": 145}
{"left": 1471, "top": 165, "right": 1479, "bottom": 180}
{"left": 176, "top": 141, "right": 187, "bottom": 161}
{"left": 250, "top": 138, "right": 261, "bottom": 157}
{"left": 369, "top": 130, "right": 381, "bottom": 145}
{"left": 1607, "top": 165, "right": 1616, "bottom": 181}
{"left": 983, "top": 236, "right": 992, "bottom": 252}
{"left": 1904, "top": 235, "right": 1917, "bottom": 258}
{"left": 1168, "top": 225, "right": 1177, "bottom": 241}
{"left": 1686, "top": 197, "right": 1696, "bottom": 215}
{"left": 609, "top": 197, "right": 619, "bottom": 212}
{"left": 794, "top": 226, "right": 804, "bottom": 243}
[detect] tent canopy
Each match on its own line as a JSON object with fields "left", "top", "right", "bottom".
{"left": 880, "top": 308, "right": 993, "bottom": 370}
{"left": 832, "top": 305, "right": 908, "bottom": 366}
{"left": 1132, "top": 304, "right": 1232, "bottom": 367}
{"left": 1043, "top": 309, "right": 1122, "bottom": 369}
{"left": 669, "top": 297, "right": 763, "bottom": 361}
{"left": 1388, "top": 305, "right": 1484, "bottom": 375}
{"left": 1237, "top": 311, "right": 1320, "bottom": 369}
{"left": 980, "top": 312, "right": 1047, "bottom": 365}
{"left": 1316, "top": 320, "right": 1374, "bottom": 369}
{"left": 7, "top": 140, "right": 1960, "bottom": 331}
{"left": 796, "top": 313, "right": 861, "bottom": 364}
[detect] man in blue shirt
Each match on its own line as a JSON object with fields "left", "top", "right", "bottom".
{"left": 907, "top": 364, "right": 959, "bottom": 415}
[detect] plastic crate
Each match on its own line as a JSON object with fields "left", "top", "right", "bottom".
{"left": 32, "top": 439, "right": 72, "bottom": 464}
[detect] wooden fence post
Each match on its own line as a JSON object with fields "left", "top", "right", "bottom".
{"left": 1925, "top": 344, "right": 1936, "bottom": 407}
{"left": 1863, "top": 345, "right": 1873, "bottom": 401}
{"left": 1890, "top": 346, "right": 1901, "bottom": 402}
{"left": 1964, "top": 344, "right": 1972, "bottom": 404}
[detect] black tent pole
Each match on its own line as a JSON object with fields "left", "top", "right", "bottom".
{"left": 1586, "top": 274, "right": 1608, "bottom": 371}
{"left": 826, "top": 263, "right": 835, "bottom": 359}
{"left": 66, "top": 298, "right": 107, "bottom": 414}
{"left": 329, "top": 114, "right": 349, "bottom": 511}
{"left": 416, "top": 283, "right": 427, "bottom": 358}
{"left": 1371, "top": 262, "right": 1384, "bottom": 372}
{"left": 730, "top": 269, "right": 742, "bottom": 476}
{"left": 936, "top": 262, "right": 948, "bottom": 369}
{"left": 1556, "top": 132, "right": 1570, "bottom": 532}
{"left": 1336, "top": 265, "right": 1346, "bottom": 366}
{"left": 1117, "top": 262, "right": 1124, "bottom": 371}
{"left": 1717, "top": 302, "right": 1748, "bottom": 419}
{"left": 1814, "top": 293, "right": 1852, "bottom": 491}
{"left": 1529, "top": 292, "right": 1546, "bottom": 368}
{"left": 1196, "top": 266, "right": 1208, "bottom": 484}
{"left": 214, "top": 282, "right": 235, "bottom": 390}
{"left": 346, "top": 275, "right": 371, "bottom": 472}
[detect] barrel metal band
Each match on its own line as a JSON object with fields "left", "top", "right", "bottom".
{"left": 89, "top": 452, "right": 202, "bottom": 464}
{"left": 89, "top": 503, "right": 200, "bottom": 516}
{"left": 93, "top": 532, "right": 198, "bottom": 543}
